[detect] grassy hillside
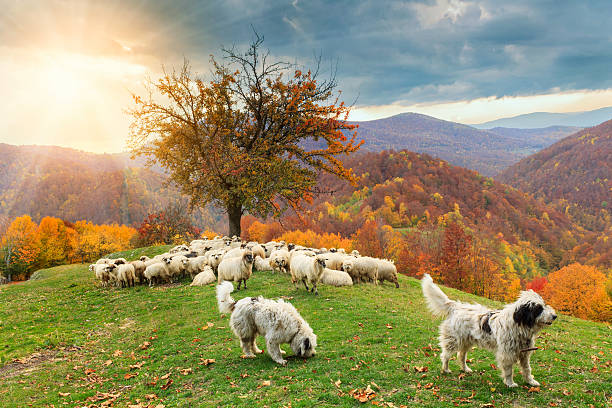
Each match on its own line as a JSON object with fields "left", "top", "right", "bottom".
{"left": 0, "top": 248, "right": 610, "bottom": 407}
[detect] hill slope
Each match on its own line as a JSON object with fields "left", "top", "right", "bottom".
{"left": 473, "top": 106, "right": 612, "bottom": 128}
{"left": 498, "top": 120, "right": 612, "bottom": 233}
{"left": 0, "top": 259, "right": 609, "bottom": 407}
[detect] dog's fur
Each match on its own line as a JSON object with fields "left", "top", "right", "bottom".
{"left": 421, "top": 274, "right": 557, "bottom": 387}
{"left": 216, "top": 281, "right": 317, "bottom": 365}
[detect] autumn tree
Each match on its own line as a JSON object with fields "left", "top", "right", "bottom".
{"left": 134, "top": 203, "right": 201, "bottom": 246}
{"left": 543, "top": 263, "right": 612, "bottom": 322}
{"left": 0, "top": 215, "right": 40, "bottom": 280}
{"left": 36, "top": 217, "right": 77, "bottom": 269}
{"left": 129, "top": 34, "right": 361, "bottom": 236}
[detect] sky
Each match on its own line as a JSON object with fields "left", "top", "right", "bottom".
{"left": 1, "top": 0, "right": 612, "bottom": 152}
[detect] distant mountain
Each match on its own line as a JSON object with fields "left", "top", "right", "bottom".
{"left": 473, "top": 106, "right": 612, "bottom": 129}
{"left": 326, "top": 113, "right": 577, "bottom": 176}
{"left": 0, "top": 144, "right": 218, "bottom": 228}
{"left": 487, "top": 126, "right": 581, "bottom": 151}
{"left": 498, "top": 120, "right": 612, "bottom": 234}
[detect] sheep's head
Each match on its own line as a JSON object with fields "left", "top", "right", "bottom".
{"left": 139, "top": 256, "right": 148, "bottom": 262}
{"left": 330, "top": 248, "right": 337, "bottom": 253}
{"left": 342, "top": 260, "right": 354, "bottom": 274}
{"left": 163, "top": 257, "right": 172, "bottom": 264}
{"left": 315, "top": 255, "right": 327, "bottom": 268}
{"left": 181, "top": 258, "right": 189, "bottom": 267}
{"left": 287, "top": 243, "right": 295, "bottom": 251}
{"left": 243, "top": 251, "right": 254, "bottom": 264}
{"left": 113, "top": 259, "right": 125, "bottom": 265}
{"left": 104, "top": 264, "right": 117, "bottom": 273}
{"left": 88, "top": 264, "right": 95, "bottom": 272}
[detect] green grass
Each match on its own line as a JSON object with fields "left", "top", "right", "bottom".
{"left": 0, "top": 247, "right": 610, "bottom": 407}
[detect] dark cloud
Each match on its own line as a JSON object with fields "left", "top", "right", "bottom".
{"left": 3, "top": 0, "right": 612, "bottom": 106}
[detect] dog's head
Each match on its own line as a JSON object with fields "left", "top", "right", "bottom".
{"left": 291, "top": 330, "right": 317, "bottom": 359}
{"left": 513, "top": 290, "right": 557, "bottom": 328}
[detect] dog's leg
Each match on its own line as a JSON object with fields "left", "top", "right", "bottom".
{"left": 519, "top": 352, "right": 539, "bottom": 387}
{"left": 240, "top": 337, "right": 256, "bottom": 358}
{"left": 440, "top": 348, "right": 452, "bottom": 373}
{"left": 266, "top": 338, "right": 287, "bottom": 365}
{"left": 497, "top": 353, "right": 518, "bottom": 387}
{"left": 458, "top": 347, "right": 472, "bottom": 373}
{"left": 250, "top": 338, "right": 263, "bottom": 354}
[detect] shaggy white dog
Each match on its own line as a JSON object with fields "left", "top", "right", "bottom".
{"left": 421, "top": 274, "right": 557, "bottom": 387}
{"left": 216, "top": 281, "right": 317, "bottom": 366}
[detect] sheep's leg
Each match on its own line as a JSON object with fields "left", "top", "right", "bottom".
{"left": 302, "top": 278, "right": 309, "bottom": 291}
{"left": 312, "top": 282, "right": 319, "bottom": 295}
{"left": 243, "top": 279, "right": 248, "bottom": 289}
{"left": 237, "top": 280, "right": 242, "bottom": 290}
{"left": 266, "top": 338, "right": 287, "bottom": 365}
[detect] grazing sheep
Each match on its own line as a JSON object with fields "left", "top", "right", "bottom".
{"left": 90, "top": 264, "right": 112, "bottom": 286}
{"left": 320, "top": 268, "right": 353, "bottom": 287}
{"left": 289, "top": 253, "right": 327, "bottom": 295}
{"left": 144, "top": 261, "right": 171, "bottom": 287}
{"left": 105, "top": 263, "right": 136, "bottom": 288}
{"left": 376, "top": 259, "right": 399, "bottom": 288}
{"left": 253, "top": 256, "right": 271, "bottom": 272}
{"left": 95, "top": 258, "right": 112, "bottom": 264}
{"left": 245, "top": 242, "right": 266, "bottom": 259}
{"left": 139, "top": 255, "right": 150, "bottom": 262}
{"left": 342, "top": 257, "right": 379, "bottom": 284}
{"left": 185, "top": 256, "right": 209, "bottom": 279}
{"left": 217, "top": 251, "right": 255, "bottom": 290}
{"left": 322, "top": 252, "right": 349, "bottom": 271}
{"left": 208, "top": 249, "right": 226, "bottom": 274}
{"left": 269, "top": 249, "right": 290, "bottom": 274}
{"left": 129, "top": 260, "right": 147, "bottom": 284}
{"left": 190, "top": 266, "right": 216, "bottom": 286}
{"left": 351, "top": 250, "right": 360, "bottom": 257}
{"left": 165, "top": 255, "right": 188, "bottom": 281}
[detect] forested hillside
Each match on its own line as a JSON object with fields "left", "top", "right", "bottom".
{"left": 499, "top": 119, "right": 612, "bottom": 233}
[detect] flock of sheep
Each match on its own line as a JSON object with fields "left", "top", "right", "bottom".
{"left": 89, "top": 236, "right": 400, "bottom": 293}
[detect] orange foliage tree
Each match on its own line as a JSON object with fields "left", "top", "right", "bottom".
{"left": 36, "top": 217, "right": 78, "bottom": 269}
{"left": 543, "top": 263, "right": 612, "bottom": 322}
{"left": 128, "top": 34, "right": 361, "bottom": 237}
{"left": 0, "top": 215, "right": 41, "bottom": 280}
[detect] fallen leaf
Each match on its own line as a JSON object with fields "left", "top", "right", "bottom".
{"left": 160, "top": 379, "right": 173, "bottom": 390}
{"left": 145, "top": 394, "right": 157, "bottom": 400}
{"left": 84, "top": 368, "right": 95, "bottom": 375}
{"left": 528, "top": 386, "right": 540, "bottom": 393}
{"left": 334, "top": 379, "right": 341, "bottom": 387}
{"left": 199, "top": 358, "right": 215, "bottom": 366}
{"left": 414, "top": 366, "right": 428, "bottom": 373}
{"left": 160, "top": 373, "right": 171, "bottom": 380}
{"left": 349, "top": 385, "right": 376, "bottom": 403}
{"left": 58, "top": 392, "right": 70, "bottom": 397}
{"left": 139, "top": 341, "right": 151, "bottom": 350}
{"left": 386, "top": 324, "right": 393, "bottom": 329}
{"left": 261, "top": 380, "right": 271, "bottom": 386}
{"left": 113, "top": 350, "right": 123, "bottom": 357}
{"left": 129, "top": 362, "right": 145, "bottom": 370}
{"left": 124, "top": 373, "right": 138, "bottom": 379}
{"left": 180, "top": 368, "right": 193, "bottom": 375}
{"left": 103, "top": 360, "right": 113, "bottom": 367}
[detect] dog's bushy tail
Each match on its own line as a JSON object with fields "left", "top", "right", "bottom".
{"left": 216, "top": 281, "right": 236, "bottom": 314}
{"left": 421, "top": 274, "right": 453, "bottom": 317}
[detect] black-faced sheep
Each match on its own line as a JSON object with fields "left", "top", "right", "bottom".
{"left": 289, "top": 253, "right": 327, "bottom": 295}
{"left": 217, "top": 251, "right": 255, "bottom": 290}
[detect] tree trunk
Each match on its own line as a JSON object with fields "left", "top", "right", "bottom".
{"left": 227, "top": 201, "right": 243, "bottom": 238}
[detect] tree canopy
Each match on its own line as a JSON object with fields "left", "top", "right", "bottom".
{"left": 129, "top": 35, "right": 362, "bottom": 236}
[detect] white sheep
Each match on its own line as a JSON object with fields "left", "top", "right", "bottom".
{"left": 376, "top": 259, "right": 399, "bottom": 288}
{"left": 320, "top": 268, "right": 353, "bottom": 287}
{"left": 269, "top": 249, "right": 290, "bottom": 274}
{"left": 90, "top": 263, "right": 112, "bottom": 286}
{"left": 169, "top": 244, "right": 189, "bottom": 254}
{"left": 105, "top": 263, "right": 136, "bottom": 288}
{"left": 185, "top": 256, "right": 209, "bottom": 279}
{"left": 217, "top": 251, "right": 255, "bottom": 290}
{"left": 289, "top": 253, "right": 327, "bottom": 295}
{"left": 164, "top": 255, "right": 188, "bottom": 281}
{"left": 322, "top": 252, "right": 349, "bottom": 271}
{"left": 95, "top": 258, "right": 111, "bottom": 265}
{"left": 253, "top": 256, "right": 271, "bottom": 272}
{"left": 245, "top": 242, "right": 266, "bottom": 259}
{"left": 144, "top": 261, "right": 171, "bottom": 287}
{"left": 190, "top": 265, "right": 216, "bottom": 286}
{"left": 341, "top": 257, "right": 379, "bottom": 284}
{"left": 208, "top": 249, "right": 226, "bottom": 274}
